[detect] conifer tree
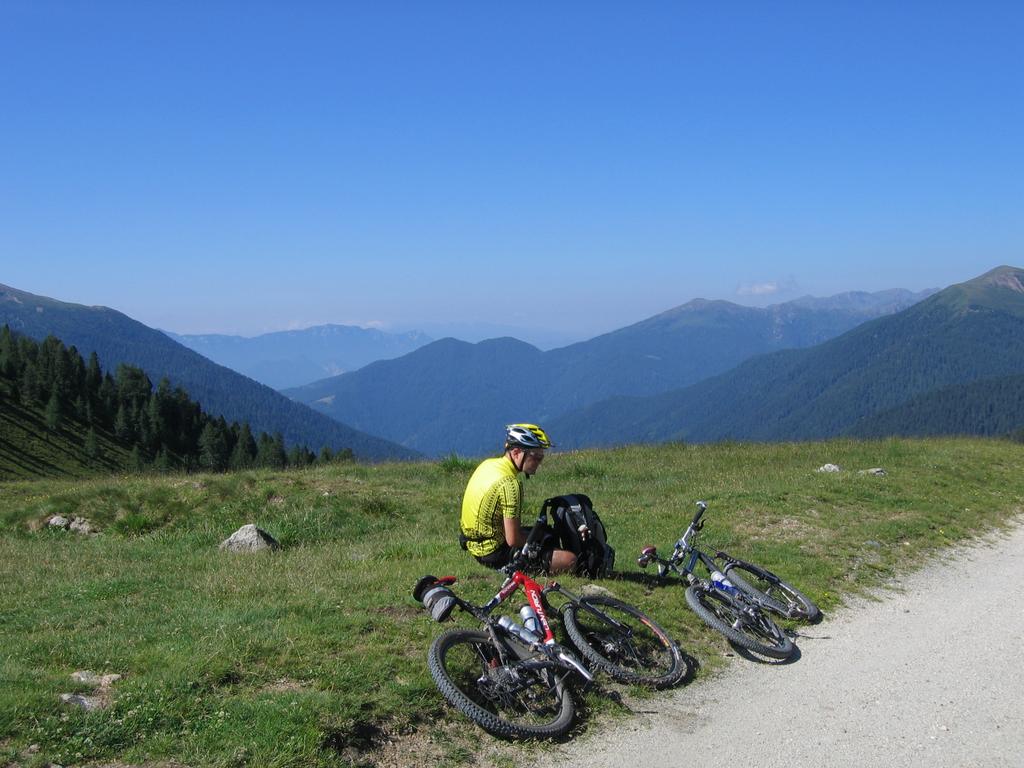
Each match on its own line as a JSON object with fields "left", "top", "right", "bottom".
{"left": 98, "top": 374, "right": 117, "bottom": 423}
{"left": 114, "top": 403, "right": 131, "bottom": 440}
{"left": 199, "top": 421, "right": 230, "bottom": 471}
{"left": 85, "top": 351, "right": 102, "bottom": 399}
{"left": 0, "top": 325, "right": 17, "bottom": 378}
{"left": 154, "top": 447, "right": 173, "bottom": 473}
{"left": 271, "top": 432, "right": 287, "bottom": 468}
{"left": 255, "top": 433, "right": 273, "bottom": 468}
{"left": 255, "top": 432, "right": 287, "bottom": 469}
{"left": 288, "top": 445, "right": 315, "bottom": 467}
{"left": 20, "top": 363, "right": 39, "bottom": 406}
{"left": 128, "top": 445, "right": 145, "bottom": 473}
{"left": 67, "top": 347, "right": 86, "bottom": 402}
{"left": 45, "top": 385, "right": 62, "bottom": 431}
{"left": 150, "top": 379, "right": 172, "bottom": 448}
{"left": 84, "top": 428, "right": 100, "bottom": 462}
{"left": 230, "top": 423, "right": 257, "bottom": 470}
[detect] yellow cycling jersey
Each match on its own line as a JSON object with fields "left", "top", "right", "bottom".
{"left": 460, "top": 456, "right": 523, "bottom": 557}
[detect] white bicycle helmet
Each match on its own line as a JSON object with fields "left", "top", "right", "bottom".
{"left": 505, "top": 424, "right": 553, "bottom": 450}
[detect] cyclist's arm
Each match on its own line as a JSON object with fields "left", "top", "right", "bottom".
{"left": 504, "top": 516, "right": 527, "bottom": 548}
{"left": 498, "top": 474, "right": 526, "bottom": 548}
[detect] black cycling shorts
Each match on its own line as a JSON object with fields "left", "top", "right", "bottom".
{"left": 474, "top": 525, "right": 556, "bottom": 573}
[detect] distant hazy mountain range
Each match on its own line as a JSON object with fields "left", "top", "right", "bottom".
{"left": 0, "top": 285, "right": 419, "bottom": 461}
{"left": 11, "top": 269, "right": 1017, "bottom": 464}
{"left": 166, "top": 326, "right": 433, "bottom": 390}
{"left": 550, "top": 266, "right": 1024, "bottom": 448}
{"left": 285, "top": 285, "right": 938, "bottom": 456}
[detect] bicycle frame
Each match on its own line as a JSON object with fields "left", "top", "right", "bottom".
{"left": 481, "top": 569, "right": 557, "bottom": 644}
{"left": 715, "top": 551, "right": 784, "bottom": 587}
{"left": 660, "top": 503, "right": 787, "bottom": 587}
{"left": 639, "top": 502, "right": 765, "bottom": 606}
{"left": 487, "top": 570, "right": 639, "bottom": 640}
{"left": 479, "top": 508, "right": 638, "bottom": 642}
{"left": 640, "top": 502, "right": 714, "bottom": 580}
{"left": 438, "top": 567, "right": 594, "bottom": 683}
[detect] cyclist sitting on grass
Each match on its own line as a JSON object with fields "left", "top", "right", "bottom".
{"left": 459, "top": 424, "right": 577, "bottom": 574}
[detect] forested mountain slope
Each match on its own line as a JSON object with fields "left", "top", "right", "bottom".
{"left": 0, "top": 285, "right": 418, "bottom": 460}
{"left": 847, "top": 373, "right": 1024, "bottom": 439}
{"left": 550, "top": 266, "right": 1024, "bottom": 447}
{"left": 0, "top": 327, "right": 352, "bottom": 480}
{"left": 286, "top": 288, "right": 931, "bottom": 456}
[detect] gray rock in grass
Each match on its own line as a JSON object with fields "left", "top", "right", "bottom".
{"left": 69, "top": 517, "right": 98, "bottom": 535}
{"left": 60, "top": 670, "right": 121, "bottom": 711}
{"left": 47, "top": 515, "right": 98, "bottom": 534}
{"left": 219, "top": 524, "right": 280, "bottom": 553}
{"left": 71, "top": 671, "right": 122, "bottom": 687}
{"left": 60, "top": 692, "right": 105, "bottom": 710}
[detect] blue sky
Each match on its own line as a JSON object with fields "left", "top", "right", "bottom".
{"left": 2, "top": 2, "right": 1021, "bottom": 347}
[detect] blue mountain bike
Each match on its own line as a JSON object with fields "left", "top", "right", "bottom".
{"left": 638, "top": 501, "right": 819, "bottom": 658}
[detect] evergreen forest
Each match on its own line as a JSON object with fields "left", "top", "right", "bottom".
{"left": 0, "top": 325, "right": 351, "bottom": 479}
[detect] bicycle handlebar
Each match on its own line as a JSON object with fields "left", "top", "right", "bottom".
{"left": 692, "top": 500, "right": 707, "bottom": 525}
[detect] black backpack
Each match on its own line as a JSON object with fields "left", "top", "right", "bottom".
{"left": 542, "top": 493, "right": 615, "bottom": 578}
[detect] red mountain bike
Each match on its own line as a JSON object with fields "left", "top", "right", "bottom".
{"left": 414, "top": 516, "right": 684, "bottom": 739}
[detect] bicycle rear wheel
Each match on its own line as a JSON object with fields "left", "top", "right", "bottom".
{"left": 684, "top": 584, "right": 795, "bottom": 659}
{"left": 724, "top": 562, "right": 821, "bottom": 623}
{"left": 562, "top": 596, "right": 685, "bottom": 688}
{"left": 427, "top": 627, "right": 575, "bottom": 739}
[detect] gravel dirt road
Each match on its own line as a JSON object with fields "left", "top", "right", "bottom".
{"left": 534, "top": 521, "right": 1024, "bottom": 768}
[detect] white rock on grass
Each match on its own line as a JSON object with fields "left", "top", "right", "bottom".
{"left": 60, "top": 693, "right": 105, "bottom": 711}
{"left": 219, "top": 524, "right": 280, "bottom": 553}
{"left": 69, "top": 517, "right": 98, "bottom": 535}
{"left": 817, "top": 463, "right": 842, "bottom": 473}
{"left": 47, "top": 515, "right": 97, "bottom": 534}
{"left": 859, "top": 467, "right": 887, "bottom": 476}
{"left": 71, "top": 671, "right": 122, "bottom": 687}
{"left": 60, "top": 670, "right": 121, "bottom": 711}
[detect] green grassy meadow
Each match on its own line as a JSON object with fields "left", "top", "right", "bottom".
{"left": 2, "top": 437, "right": 1023, "bottom": 767}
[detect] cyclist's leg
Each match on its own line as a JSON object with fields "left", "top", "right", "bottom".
{"left": 474, "top": 543, "right": 512, "bottom": 570}
{"left": 520, "top": 524, "right": 576, "bottom": 573}
{"left": 475, "top": 529, "right": 574, "bottom": 574}
{"left": 548, "top": 548, "right": 577, "bottom": 574}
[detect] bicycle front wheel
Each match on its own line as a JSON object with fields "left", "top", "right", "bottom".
{"left": 562, "top": 596, "right": 685, "bottom": 688}
{"left": 427, "top": 628, "right": 575, "bottom": 740}
{"left": 724, "top": 562, "right": 821, "bottom": 623}
{"left": 684, "top": 584, "right": 795, "bottom": 659}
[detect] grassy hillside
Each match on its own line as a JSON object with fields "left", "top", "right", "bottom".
{"left": 0, "top": 378, "right": 130, "bottom": 479}
{"left": 2, "top": 438, "right": 1023, "bottom": 767}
